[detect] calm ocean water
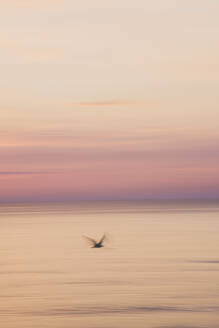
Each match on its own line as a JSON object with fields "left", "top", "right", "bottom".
{"left": 0, "top": 200, "right": 219, "bottom": 328}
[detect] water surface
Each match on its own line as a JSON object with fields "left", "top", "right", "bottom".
{"left": 0, "top": 200, "right": 219, "bottom": 327}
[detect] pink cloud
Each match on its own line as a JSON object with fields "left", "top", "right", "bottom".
{"left": 0, "top": 127, "right": 219, "bottom": 201}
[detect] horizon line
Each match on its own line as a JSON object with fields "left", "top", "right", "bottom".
{"left": 0, "top": 197, "right": 218, "bottom": 205}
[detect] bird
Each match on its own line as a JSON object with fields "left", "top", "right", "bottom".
{"left": 83, "top": 233, "right": 107, "bottom": 248}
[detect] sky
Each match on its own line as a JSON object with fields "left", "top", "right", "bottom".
{"left": 0, "top": 0, "right": 219, "bottom": 202}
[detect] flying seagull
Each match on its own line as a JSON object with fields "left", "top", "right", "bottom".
{"left": 83, "top": 233, "right": 106, "bottom": 248}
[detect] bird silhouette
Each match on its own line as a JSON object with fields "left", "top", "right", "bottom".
{"left": 83, "top": 233, "right": 106, "bottom": 248}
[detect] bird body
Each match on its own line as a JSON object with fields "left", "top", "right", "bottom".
{"left": 93, "top": 242, "right": 103, "bottom": 248}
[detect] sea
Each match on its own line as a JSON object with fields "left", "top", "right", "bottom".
{"left": 0, "top": 200, "right": 219, "bottom": 328}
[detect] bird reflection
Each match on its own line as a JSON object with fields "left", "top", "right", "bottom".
{"left": 83, "top": 234, "right": 106, "bottom": 248}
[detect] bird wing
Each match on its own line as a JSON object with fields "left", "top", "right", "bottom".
{"left": 82, "top": 235, "right": 97, "bottom": 247}
{"left": 99, "top": 233, "right": 106, "bottom": 244}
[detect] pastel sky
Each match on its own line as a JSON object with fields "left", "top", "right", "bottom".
{"left": 0, "top": 0, "right": 219, "bottom": 202}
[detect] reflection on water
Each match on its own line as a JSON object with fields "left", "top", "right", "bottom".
{"left": 0, "top": 200, "right": 219, "bottom": 328}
